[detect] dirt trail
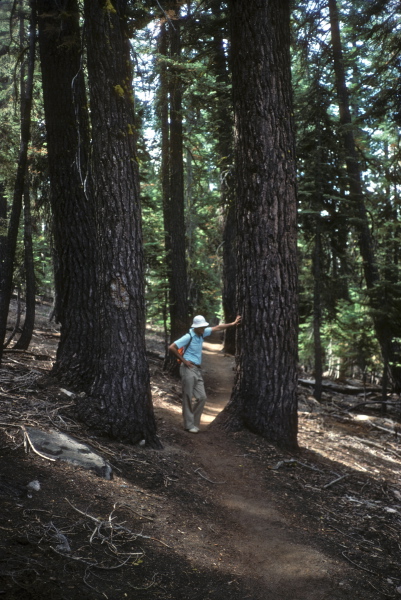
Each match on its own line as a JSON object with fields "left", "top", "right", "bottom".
{"left": 165, "top": 338, "right": 350, "bottom": 600}
{"left": 0, "top": 311, "right": 395, "bottom": 599}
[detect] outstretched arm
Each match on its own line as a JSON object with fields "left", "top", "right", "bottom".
{"left": 211, "top": 315, "right": 242, "bottom": 332}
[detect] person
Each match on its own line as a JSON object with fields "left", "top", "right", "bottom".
{"left": 168, "top": 315, "right": 242, "bottom": 433}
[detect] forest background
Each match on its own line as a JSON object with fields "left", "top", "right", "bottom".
{"left": 0, "top": 0, "right": 400, "bottom": 434}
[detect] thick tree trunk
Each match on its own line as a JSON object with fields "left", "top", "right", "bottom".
{"left": 218, "top": 0, "right": 298, "bottom": 451}
{"left": 0, "top": 5, "right": 35, "bottom": 361}
{"left": 36, "top": 0, "right": 97, "bottom": 386}
{"left": 77, "top": 0, "right": 159, "bottom": 447}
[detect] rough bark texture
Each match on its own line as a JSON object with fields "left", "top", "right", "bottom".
{"left": 36, "top": 0, "right": 97, "bottom": 385}
{"left": 219, "top": 0, "right": 299, "bottom": 451}
{"left": 0, "top": 185, "right": 7, "bottom": 280}
{"left": 210, "top": 0, "right": 237, "bottom": 355}
{"left": 157, "top": 23, "right": 172, "bottom": 361}
{"left": 160, "top": 7, "right": 189, "bottom": 373}
{"left": 77, "top": 0, "right": 159, "bottom": 446}
{"left": 222, "top": 202, "right": 237, "bottom": 354}
{"left": 168, "top": 8, "right": 189, "bottom": 342}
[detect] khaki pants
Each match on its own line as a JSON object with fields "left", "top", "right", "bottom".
{"left": 180, "top": 364, "right": 207, "bottom": 430}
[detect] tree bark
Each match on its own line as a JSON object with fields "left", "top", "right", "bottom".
{"left": 168, "top": 5, "right": 189, "bottom": 338}
{"left": 218, "top": 0, "right": 299, "bottom": 451}
{"left": 36, "top": 0, "right": 98, "bottom": 386}
{"left": 222, "top": 202, "right": 237, "bottom": 354}
{"left": 77, "top": 0, "right": 159, "bottom": 446}
{"left": 14, "top": 181, "right": 36, "bottom": 350}
{"left": 210, "top": 0, "right": 237, "bottom": 355}
{"left": 312, "top": 220, "right": 323, "bottom": 402}
{"left": 0, "top": 183, "right": 7, "bottom": 271}
{"left": 161, "top": 6, "right": 190, "bottom": 373}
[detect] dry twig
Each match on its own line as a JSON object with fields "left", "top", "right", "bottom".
{"left": 65, "top": 499, "right": 172, "bottom": 548}
{"left": 341, "top": 551, "right": 378, "bottom": 576}
{"left": 194, "top": 467, "right": 225, "bottom": 484}
{"left": 323, "top": 474, "right": 349, "bottom": 489}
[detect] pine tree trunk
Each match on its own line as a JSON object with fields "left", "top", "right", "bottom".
{"left": 218, "top": 0, "right": 298, "bottom": 450}
{"left": 36, "top": 0, "right": 98, "bottom": 386}
{"left": 312, "top": 221, "right": 323, "bottom": 402}
{"left": 14, "top": 1, "right": 35, "bottom": 351}
{"left": 158, "top": 20, "right": 176, "bottom": 374}
{"left": 210, "top": 0, "right": 237, "bottom": 355}
{"left": 77, "top": 0, "right": 159, "bottom": 447}
{"left": 14, "top": 182, "right": 35, "bottom": 350}
{"left": 161, "top": 6, "right": 189, "bottom": 373}
{"left": 0, "top": 4, "right": 35, "bottom": 360}
{"left": 0, "top": 184, "right": 7, "bottom": 271}
{"left": 168, "top": 5, "right": 189, "bottom": 341}
{"left": 158, "top": 20, "right": 171, "bottom": 351}
{"left": 222, "top": 203, "right": 237, "bottom": 354}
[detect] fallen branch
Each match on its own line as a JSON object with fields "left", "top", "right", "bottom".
{"left": 0, "top": 391, "right": 26, "bottom": 401}
{"left": 117, "top": 503, "right": 154, "bottom": 521}
{"left": 329, "top": 413, "right": 396, "bottom": 436}
{"left": 50, "top": 546, "right": 135, "bottom": 569}
{"left": 323, "top": 474, "right": 348, "bottom": 489}
{"left": 352, "top": 436, "right": 383, "bottom": 449}
{"left": 22, "top": 426, "right": 56, "bottom": 462}
{"left": 348, "top": 400, "right": 401, "bottom": 413}
{"left": 194, "top": 468, "right": 225, "bottom": 484}
{"left": 299, "top": 378, "right": 377, "bottom": 395}
{"left": 272, "top": 458, "right": 326, "bottom": 474}
{"left": 367, "top": 581, "right": 396, "bottom": 598}
{"left": 341, "top": 551, "right": 378, "bottom": 576}
{"left": 368, "top": 422, "right": 396, "bottom": 435}
{"left": 3, "top": 348, "right": 46, "bottom": 356}
{"left": 327, "top": 524, "right": 376, "bottom": 549}
{"left": 65, "top": 498, "right": 172, "bottom": 548}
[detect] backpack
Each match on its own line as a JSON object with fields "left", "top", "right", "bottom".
{"left": 177, "top": 331, "right": 202, "bottom": 363}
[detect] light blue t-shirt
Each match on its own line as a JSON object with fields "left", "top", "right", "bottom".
{"left": 175, "top": 327, "right": 212, "bottom": 365}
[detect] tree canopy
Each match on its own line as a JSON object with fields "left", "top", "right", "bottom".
{"left": 1, "top": 0, "right": 401, "bottom": 447}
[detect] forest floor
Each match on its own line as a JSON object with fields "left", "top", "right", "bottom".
{"left": 0, "top": 303, "right": 400, "bottom": 599}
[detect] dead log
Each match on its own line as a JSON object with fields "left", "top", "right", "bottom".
{"left": 298, "top": 378, "right": 379, "bottom": 395}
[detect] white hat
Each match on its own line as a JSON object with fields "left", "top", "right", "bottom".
{"left": 191, "top": 315, "right": 209, "bottom": 328}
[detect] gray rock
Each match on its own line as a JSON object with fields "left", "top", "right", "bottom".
{"left": 24, "top": 427, "right": 113, "bottom": 479}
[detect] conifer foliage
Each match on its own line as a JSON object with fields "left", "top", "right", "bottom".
{"left": 1, "top": 0, "right": 401, "bottom": 449}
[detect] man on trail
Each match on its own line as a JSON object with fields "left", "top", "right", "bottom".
{"left": 169, "top": 315, "right": 241, "bottom": 433}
